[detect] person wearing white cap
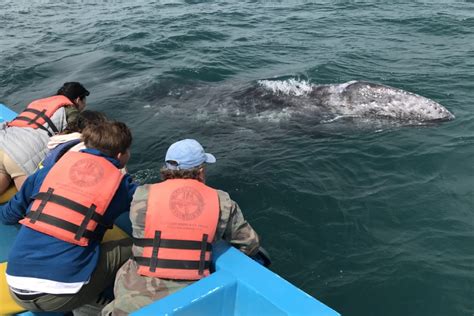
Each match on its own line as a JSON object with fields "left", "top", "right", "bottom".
{"left": 164, "top": 138, "right": 216, "bottom": 170}
{"left": 102, "top": 139, "right": 261, "bottom": 315}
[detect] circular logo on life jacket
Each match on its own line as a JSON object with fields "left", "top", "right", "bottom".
{"left": 169, "top": 187, "right": 204, "bottom": 221}
{"left": 69, "top": 159, "right": 104, "bottom": 187}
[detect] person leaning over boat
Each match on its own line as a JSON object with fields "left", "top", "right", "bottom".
{"left": 0, "top": 121, "right": 137, "bottom": 313}
{"left": 102, "top": 139, "right": 260, "bottom": 315}
{"left": 0, "top": 82, "right": 89, "bottom": 195}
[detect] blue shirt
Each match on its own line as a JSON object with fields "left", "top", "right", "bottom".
{"left": 0, "top": 148, "right": 137, "bottom": 283}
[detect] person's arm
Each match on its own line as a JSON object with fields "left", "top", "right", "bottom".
{"left": 107, "top": 173, "right": 138, "bottom": 221}
{"left": 128, "top": 184, "right": 150, "bottom": 236}
{"left": 123, "top": 174, "right": 138, "bottom": 204}
{"left": 0, "top": 173, "right": 36, "bottom": 224}
{"left": 218, "top": 190, "right": 260, "bottom": 256}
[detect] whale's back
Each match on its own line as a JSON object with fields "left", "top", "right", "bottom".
{"left": 313, "top": 81, "right": 455, "bottom": 122}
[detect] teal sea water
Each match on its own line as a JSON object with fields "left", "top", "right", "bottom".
{"left": 1, "top": 1, "right": 473, "bottom": 315}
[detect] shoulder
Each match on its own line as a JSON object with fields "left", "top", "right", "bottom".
{"left": 132, "top": 184, "right": 152, "bottom": 202}
{"left": 64, "top": 106, "right": 79, "bottom": 125}
{"left": 130, "top": 184, "right": 152, "bottom": 223}
{"left": 216, "top": 189, "right": 236, "bottom": 220}
{"left": 51, "top": 106, "right": 67, "bottom": 118}
{"left": 216, "top": 189, "right": 232, "bottom": 205}
{"left": 64, "top": 106, "right": 79, "bottom": 116}
{"left": 48, "top": 133, "right": 81, "bottom": 147}
{"left": 24, "top": 165, "right": 50, "bottom": 192}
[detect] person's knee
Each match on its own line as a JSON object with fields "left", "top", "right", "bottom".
{"left": 3, "top": 152, "right": 26, "bottom": 184}
{"left": 0, "top": 151, "right": 12, "bottom": 194}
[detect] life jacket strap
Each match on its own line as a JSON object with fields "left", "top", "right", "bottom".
{"left": 28, "top": 188, "right": 54, "bottom": 223}
{"left": 134, "top": 232, "right": 211, "bottom": 275}
{"left": 33, "top": 191, "right": 108, "bottom": 227}
{"left": 134, "top": 256, "right": 211, "bottom": 271}
{"left": 75, "top": 204, "right": 97, "bottom": 241}
{"left": 25, "top": 108, "right": 60, "bottom": 134}
{"left": 198, "top": 234, "right": 208, "bottom": 275}
{"left": 24, "top": 211, "right": 100, "bottom": 241}
{"left": 12, "top": 108, "right": 59, "bottom": 136}
{"left": 150, "top": 230, "right": 161, "bottom": 273}
{"left": 132, "top": 236, "right": 212, "bottom": 251}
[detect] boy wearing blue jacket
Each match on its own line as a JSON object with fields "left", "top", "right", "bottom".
{"left": 0, "top": 121, "right": 137, "bottom": 312}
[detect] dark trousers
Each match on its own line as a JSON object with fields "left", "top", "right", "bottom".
{"left": 10, "top": 238, "right": 132, "bottom": 312}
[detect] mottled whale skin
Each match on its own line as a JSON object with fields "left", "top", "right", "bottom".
{"left": 311, "top": 81, "right": 454, "bottom": 121}
{"left": 254, "top": 80, "right": 455, "bottom": 122}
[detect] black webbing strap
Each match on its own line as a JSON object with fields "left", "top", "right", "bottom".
{"left": 33, "top": 192, "right": 105, "bottom": 225}
{"left": 133, "top": 237, "right": 212, "bottom": 251}
{"left": 134, "top": 256, "right": 211, "bottom": 270}
{"left": 149, "top": 231, "right": 162, "bottom": 273}
{"left": 29, "top": 188, "right": 54, "bottom": 223}
{"left": 198, "top": 234, "right": 208, "bottom": 275}
{"left": 24, "top": 108, "right": 60, "bottom": 134}
{"left": 25, "top": 211, "right": 99, "bottom": 240}
{"left": 12, "top": 108, "right": 59, "bottom": 136}
{"left": 75, "top": 204, "right": 97, "bottom": 241}
{"left": 28, "top": 108, "right": 47, "bottom": 125}
{"left": 12, "top": 116, "right": 54, "bottom": 136}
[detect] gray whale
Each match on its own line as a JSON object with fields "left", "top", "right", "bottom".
{"left": 248, "top": 80, "right": 455, "bottom": 123}
{"left": 149, "top": 79, "right": 454, "bottom": 127}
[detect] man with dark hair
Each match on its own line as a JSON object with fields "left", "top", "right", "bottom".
{"left": 102, "top": 139, "right": 260, "bottom": 315}
{"left": 0, "top": 82, "right": 90, "bottom": 194}
{"left": 0, "top": 121, "right": 137, "bottom": 313}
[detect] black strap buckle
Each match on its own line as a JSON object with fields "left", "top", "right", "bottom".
{"left": 149, "top": 230, "right": 162, "bottom": 273}
{"left": 75, "top": 204, "right": 97, "bottom": 241}
{"left": 29, "top": 188, "right": 54, "bottom": 223}
{"left": 198, "top": 234, "right": 208, "bottom": 275}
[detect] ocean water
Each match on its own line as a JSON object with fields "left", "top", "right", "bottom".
{"left": 1, "top": 1, "right": 473, "bottom": 315}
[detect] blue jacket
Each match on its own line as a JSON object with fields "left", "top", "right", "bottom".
{"left": 0, "top": 148, "right": 137, "bottom": 283}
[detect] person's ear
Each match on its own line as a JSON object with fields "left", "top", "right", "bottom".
{"left": 74, "top": 97, "right": 86, "bottom": 111}
{"left": 116, "top": 149, "right": 130, "bottom": 168}
{"left": 198, "top": 167, "right": 206, "bottom": 182}
{"left": 116, "top": 152, "right": 123, "bottom": 167}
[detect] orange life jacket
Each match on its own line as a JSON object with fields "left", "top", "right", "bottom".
{"left": 8, "top": 95, "right": 73, "bottom": 136}
{"left": 20, "top": 151, "right": 124, "bottom": 246}
{"left": 133, "top": 179, "right": 219, "bottom": 280}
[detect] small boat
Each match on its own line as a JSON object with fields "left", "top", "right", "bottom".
{"left": 0, "top": 103, "right": 340, "bottom": 316}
